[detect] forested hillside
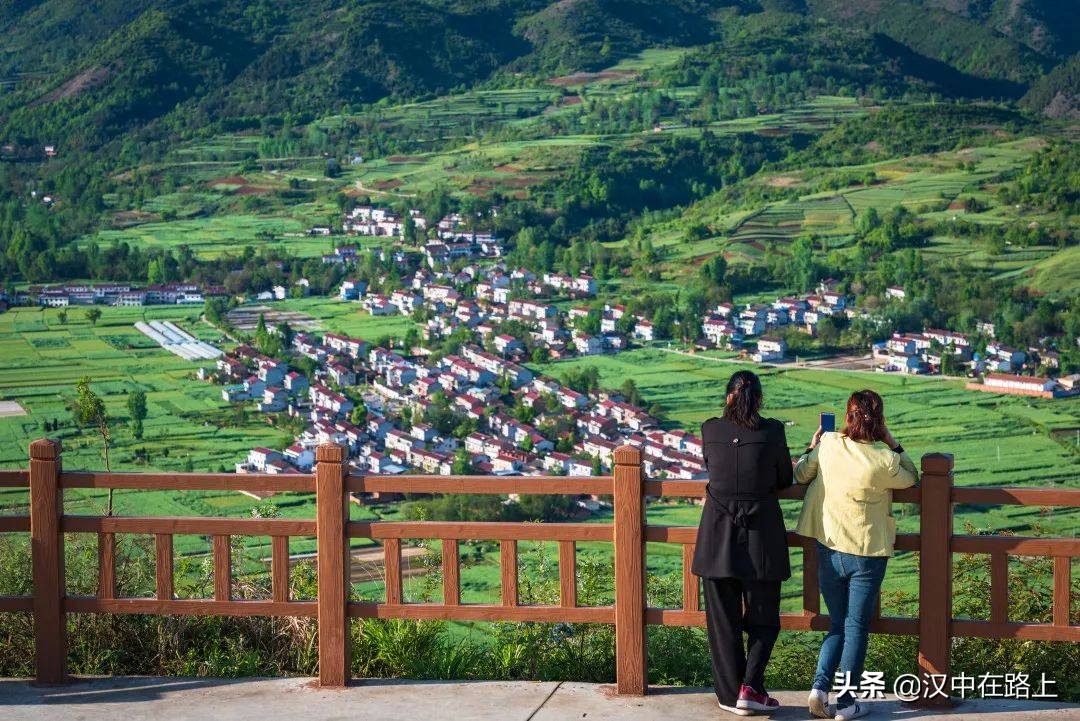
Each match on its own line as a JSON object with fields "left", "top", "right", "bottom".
{"left": 0, "top": 0, "right": 1075, "bottom": 153}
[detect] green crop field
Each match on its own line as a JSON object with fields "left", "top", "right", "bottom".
{"left": 534, "top": 349, "right": 1080, "bottom": 534}
{"left": 79, "top": 214, "right": 329, "bottom": 260}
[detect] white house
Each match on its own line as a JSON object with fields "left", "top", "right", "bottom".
{"left": 752, "top": 337, "right": 786, "bottom": 363}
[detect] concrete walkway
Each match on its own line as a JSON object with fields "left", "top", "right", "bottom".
{"left": 0, "top": 677, "right": 1076, "bottom": 721}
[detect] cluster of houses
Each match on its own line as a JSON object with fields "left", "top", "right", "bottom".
{"left": 12, "top": 283, "right": 227, "bottom": 308}
{"left": 699, "top": 280, "right": 851, "bottom": 361}
{"left": 873, "top": 326, "right": 1068, "bottom": 379}
{"left": 205, "top": 327, "right": 707, "bottom": 482}
{"left": 320, "top": 205, "right": 506, "bottom": 268}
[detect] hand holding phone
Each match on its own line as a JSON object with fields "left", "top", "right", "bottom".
{"left": 819, "top": 412, "right": 835, "bottom": 433}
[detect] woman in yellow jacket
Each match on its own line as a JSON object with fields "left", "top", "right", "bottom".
{"left": 794, "top": 390, "right": 918, "bottom": 721}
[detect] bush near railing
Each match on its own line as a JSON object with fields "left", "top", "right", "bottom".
{"left": 1, "top": 531, "right": 1077, "bottom": 700}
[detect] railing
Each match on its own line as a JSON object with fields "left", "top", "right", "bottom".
{"left": 1, "top": 438, "right": 1078, "bottom": 705}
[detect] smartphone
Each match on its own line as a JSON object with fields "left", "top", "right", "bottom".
{"left": 820, "top": 412, "right": 835, "bottom": 433}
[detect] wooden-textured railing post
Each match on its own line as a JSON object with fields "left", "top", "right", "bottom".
{"left": 613, "top": 445, "right": 646, "bottom": 695}
{"left": 917, "top": 453, "right": 953, "bottom": 707}
{"left": 316, "top": 443, "right": 350, "bottom": 687}
{"left": 29, "top": 438, "right": 65, "bottom": 685}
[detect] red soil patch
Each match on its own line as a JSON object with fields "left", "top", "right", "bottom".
{"left": 547, "top": 70, "right": 636, "bottom": 87}
{"left": 511, "top": 191, "right": 529, "bottom": 200}
{"left": 208, "top": 175, "right": 248, "bottom": 187}
{"left": 374, "top": 179, "right": 404, "bottom": 190}
{"left": 501, "top": 176, "right": 542, "bottom": 188}
{"left": 561, "top": 95, "right": 583, "bottom": 105}
{"left": 112, "top": 210, "right": 160, "bottom": 228}
{"left": 495, "top": 164, "right": 523, "bottom": 173}
{"left": 948, "top": 201, "right": 965, "bottom": 210}
{"left": 386, "top": 155, "right": 425, "bottom": 163}
{"left": 234, "top": 185, "right": 271, "bottom": 196}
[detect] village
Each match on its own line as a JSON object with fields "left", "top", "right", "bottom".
{"left": 1, "top": 200, "right": 1073, "bottom": 486}
{"left": 180, "top": 204, "right": 1073, "bottom": 481}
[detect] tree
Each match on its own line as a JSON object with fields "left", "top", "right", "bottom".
{"left": 789, "top": 236, "right": 816, "bottom": 292}
{"left": 86, "top": 307, "right": 102, "bottom": 326}
{"left": 127, "top": 389, "right": 147, "bottom": 439}
{"left": 620, "top": 379, "right": 644, "bottom": 406}
{"left": 57, "top": 310, "right": 67, "bottom": 325}
{"left": 74, "top": 377, "right": 113, "bottom": 514}
{"left": 451, "top": 448, "right": 471, "bottom": 475}
{"left": 127, "top": 389, "right": 147, "bottom": 424}
{"left": 350, "top": 402, "right": 368, "bottom": 425}
{"left": 147, "top": 258, "right": 164, "bottom": 285}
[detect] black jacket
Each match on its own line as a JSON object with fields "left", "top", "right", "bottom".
{"left": 691, "top": 415, "right": 793, "bottom": 581}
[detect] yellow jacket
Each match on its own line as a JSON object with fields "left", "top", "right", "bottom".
{"left": 794, "top": 432, "right": 918, "bottom": 557}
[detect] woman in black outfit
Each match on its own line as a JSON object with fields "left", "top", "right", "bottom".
{"left": 692, "top": 370, "right": 793, "bottom": 716}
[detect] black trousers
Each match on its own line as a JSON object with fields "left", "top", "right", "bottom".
{"left": 702, "top": 577, "right": 782, "bottom": 706}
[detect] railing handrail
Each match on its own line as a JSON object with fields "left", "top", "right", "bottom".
{"left": 5, "top": 467, "right": 1077, "bottom": 507}
{"left": 1, "top": 438, "right": 1077, "bottom": 704}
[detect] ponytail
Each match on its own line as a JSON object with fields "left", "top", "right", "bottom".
{"left": 722, "top": 370, "right": 763, "bottom": 428}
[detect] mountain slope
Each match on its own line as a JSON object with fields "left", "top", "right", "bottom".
{"left": 0, "top": 0, "right": 1068, "bottom": 155}
{"left": 1022, "top": 54, "right": 1080, "bottom": 119}
{"left": 806, "top": 0, "right": 1052, "bottom": 86}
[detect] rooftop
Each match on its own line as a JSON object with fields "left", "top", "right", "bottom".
{"left": 3, "top": 678, "right": 1074, "bottom": 721}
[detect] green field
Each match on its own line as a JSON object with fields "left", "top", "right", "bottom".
{"left": 0, "top": 303, "right": 418, "bottom": 561}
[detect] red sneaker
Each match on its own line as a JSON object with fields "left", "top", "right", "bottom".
{"left": 737, "top": 684, "right": 781, "bottom": 712}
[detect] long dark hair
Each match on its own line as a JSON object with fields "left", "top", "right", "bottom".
{"left": 843, "top": 389, "right": 886, "bottom": 442}
{"left": 723, "top": 370, "right": 762, "bottom": 428}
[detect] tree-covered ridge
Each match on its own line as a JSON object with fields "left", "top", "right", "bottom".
{"left": 0, "top": 0, "right": 1072, "bottom": 157}
{"left": 1022, "top": 53, "right": 1080, "bottom": 119}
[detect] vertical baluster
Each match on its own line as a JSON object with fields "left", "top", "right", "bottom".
{"left": 442, "top": 539, "right": 460, "bottom": 606}
{"left": 98, "top": 532, "right": 115, "bottom": 600}
{"left": 384, "top": 538, "right": 401, "bottom": 605}
{"left": 559, "top": 540, "right": 577, "bottom": 608}
{"left": 990, "top": 553, "right": 1008, "bottom": 625}
{"left": 271, "top": 536, "right": 289, "bottom": 604}
{"left": 155, "top": 533, "right": 173, "bottom": 601}
{"left": 682, "top": 544, "right": 699, "bottom": 613}
{"left": 500, "top": 540, "right": 518, "bottom": 607}
{"left": 213, "top": 535, "right": 231, "bottom": 602}
{"left": 1053, "top": 556, "right": 1071, "bottom": 627}
{"left": 802, "top": 538, "right": 820, "bottom": 615}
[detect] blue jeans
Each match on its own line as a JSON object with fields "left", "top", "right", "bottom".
{"left": 812, "top": 542, "right": 888, "bottom": 708}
